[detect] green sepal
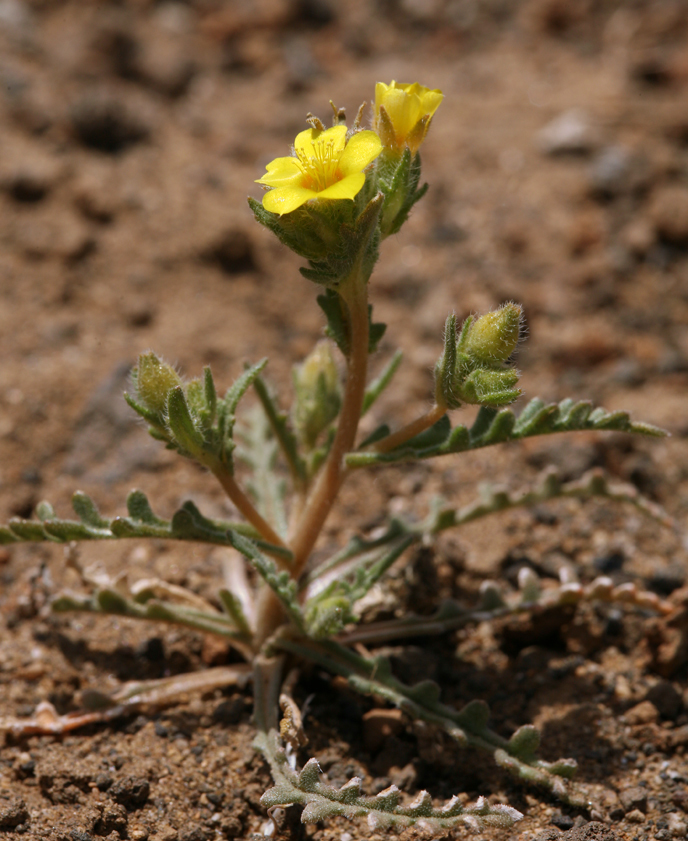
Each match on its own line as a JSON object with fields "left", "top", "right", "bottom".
{"left": 377, "top": 148, "right": 428, "bottom": 238}
{"left": 434, "top": 314, "right": 460, "bottom": 409}
{"left": 167, "top": 386, "right": 204, "bottom": 458}
{"left": 123, "top": 393, "right": 170, "bottom": 446}
{"left": 248, "top": 197, "right": 338, "bottom": 263}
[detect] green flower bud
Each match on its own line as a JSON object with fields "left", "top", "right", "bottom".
{"left": 135, "top": 352, "right": 182, "bottom": 415}
{"left": 461, "top": 368, "right": 521, "bottom": 407}
{"left": 463, "top": 303, "right": 522, "bottom": 365}
{"left": 293, "top": 341, "right": 342, "bottom": 448}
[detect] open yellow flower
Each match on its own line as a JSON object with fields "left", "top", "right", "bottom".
{"left": 374, "top": 81, "right": 444, "bottom": 155}
{"left": 257, "top": 125, "right": 382, "bottom": 216}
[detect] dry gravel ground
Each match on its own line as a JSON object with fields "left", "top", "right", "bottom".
{"left": 1, "top": 1, "right": 688, "bottom": 840}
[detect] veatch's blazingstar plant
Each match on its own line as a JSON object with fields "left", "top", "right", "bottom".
{"left": 2, "top": 82, "right": 670, "bottom": 834}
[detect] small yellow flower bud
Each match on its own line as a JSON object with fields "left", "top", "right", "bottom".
{"left": 135, "top": 352, "right": 182, "bottom": 414}
{"left": 374, "top": 81, "right": 443, "bottom": 156}
{"left": 464, "top": 303, "right": 523, "bottom": 365}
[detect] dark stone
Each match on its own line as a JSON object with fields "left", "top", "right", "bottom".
{"left": 15, "top": 759, "right": 35, "bottom": 779}
{"left": 202, "top": 228, "right": 256, "bottom": 275}
{"left": 645, "top": 681, "right": 682, "bottom": 720}
{"left": 70, "top": 90, "right": 149, "bottom": 154}
{"left": 0, "top": 799, "right": 29, "bottom": 829}
{"left": 552, "top": 813, "right": 576, "bottom": 830}
{"left": 212, "top": 697, "right": 244, "bottom": 725}
{"left": 110, "top": 775, "right": 150, "bottom": 809}
{"left": 620, "top": 786, "right": 648, "bottom": 813}
{"left": 220, "top": 816, "right": 242, "bottom": 838}
{"left": 6, "top": 170, "right": 50, "bottom": 202}
{"left": 95, "top": 773, "right": 113, "bottom": 792}
{"left": 648, "top": 570, "right": 685, "bottom": 597}
{"left": 154, "top": 721, "right": 169, "bottom": 738}
{"left": 593, "top": 552, "right": 625, "bottom": 574}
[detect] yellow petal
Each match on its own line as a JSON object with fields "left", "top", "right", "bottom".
{"left": 419, "top": 89, "right": 443, "bottom": 118}
{"left": 338, "top": 131, "right": 382, "bottom": 176}
{"left": 382, "top": 88, "right": 422, "bottom": 141}
{"left": 256, "top": 156, "right": 303, "bottom": 186}
{"left": 294, "top": 124, "right": 347, "bottom": 160}
{"left": 263, "top": 185, "right": 317, "bottom": 215}
{"left": 316, "top": 172, "right": 365, "bottom": 201}
{"left": 374, "top": 81, "right": 392, "bottom": 116}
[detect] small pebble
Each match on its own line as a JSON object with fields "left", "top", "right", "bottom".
{"left": 620, "top": 786, "right": 648, "bottom": 813}
{"left": 623, "top": 700, "right": 659, "bottom": 726}
{"left": 538, "top": 109, "right": 600, "bottom": 155}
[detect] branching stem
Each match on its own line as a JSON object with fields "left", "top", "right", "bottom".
{"left": 210, "top": 464, "right": 288, "bottom": 553}
{"left": 372, "top": 403, "right": 447, "bottom": 454}
{"left": 289, "top": 279, "right": 370, "bottom": 575}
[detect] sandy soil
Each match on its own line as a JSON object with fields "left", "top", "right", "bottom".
{"left": 1, "top": 1, "right": 688, "bottom": 840}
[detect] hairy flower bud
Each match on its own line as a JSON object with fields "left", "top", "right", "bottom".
{"left": 293, "top": 341, "right": 342, "bottom": 448}
{"left": 135, "top": 352, "right": 182, "bottom": 415}
{"left": 464, "top": 303, "right": 522, "bottom": 365}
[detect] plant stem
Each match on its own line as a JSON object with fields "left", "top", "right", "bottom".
{"left": 371, "top": 403, "right": 447, "bottom": 454}
{"left": 210, "top": 464, "right": 288, "bottom": 553}
{"left": 289, "top": 279, "right": 370, "bottom": 575}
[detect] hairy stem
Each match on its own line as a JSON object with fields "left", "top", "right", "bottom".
{"left": 255, "top": 277, "right": 370, "bottom": 647}
{"left": 372, "top": 403, "right": 447, "bottom": 454}
{"left": 289, "top": 280, "right": 370, "bottom": 574}
{"left": 210, "top": 464, "right": 288, "bottom": 554}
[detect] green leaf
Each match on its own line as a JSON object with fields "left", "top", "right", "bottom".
{"left": 358, "top": 424, "right": 391, "bottom": 449}
{"left": 362, "top": 350, "right": 403, "bottom": 415}
{"left": 227, "top": 531, "right": 301, "bottom": 627}
{"left": 252, "top": 375, "right": 306, "bottom": 485}
{"left": 317, "top": 289, "right": 349, "bottom": 356}
{"left": 218, "top": 589, "right": 252, "bottom": 637}
{"left": 402, "top": 414, "right": 451, "bottom": 450}
{"left": 225, "top": 359, "right": 268, "bottom": 417}
{"left": 72, "top": 492, "right": 110, "bottom": 529}
{"left": 126, "top": 490, "right": 166, "bottom": 526}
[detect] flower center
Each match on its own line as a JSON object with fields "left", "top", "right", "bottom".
{"left": 295, "top": 136, "right": 342, "bottom": 192}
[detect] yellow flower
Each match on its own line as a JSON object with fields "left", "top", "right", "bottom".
{"left": 257, "top": 125, "right": 382, "bottom": 216}
{"left": 374, "top": 81, "right": 443, "bottom": 155}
